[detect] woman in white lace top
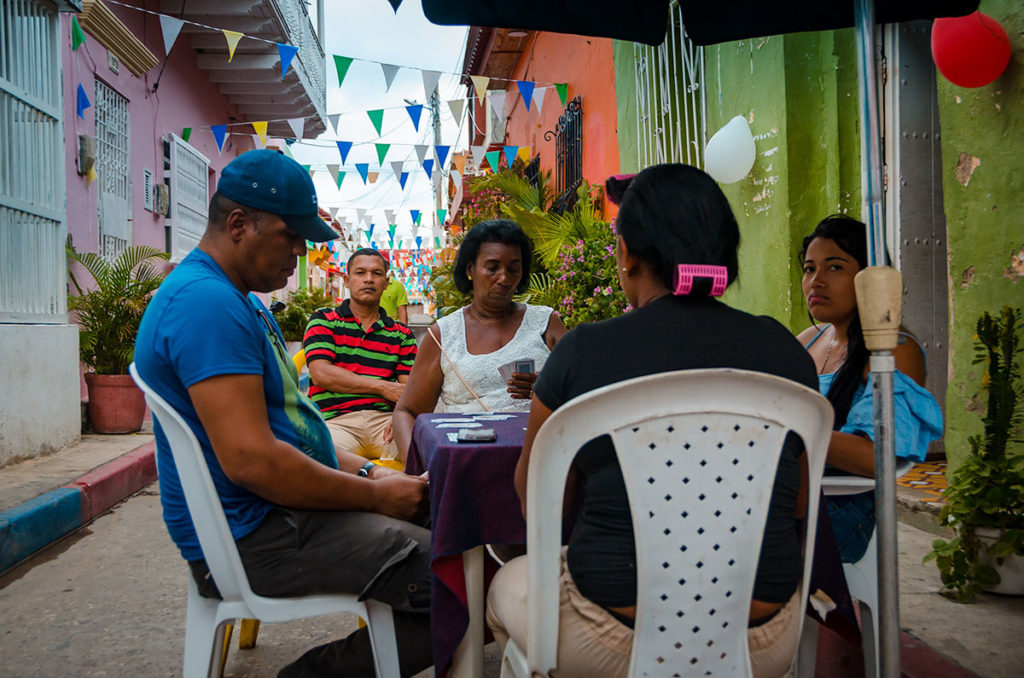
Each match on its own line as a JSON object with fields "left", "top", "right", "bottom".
{"left": 393, "top": 220, "right": 567, "bottom": 456}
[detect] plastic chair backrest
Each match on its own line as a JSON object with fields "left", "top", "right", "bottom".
{"left": 130, "top": 363, "right": 253, "bottom": 603}
{"left": 524, "top": 369, "right": 833, "bottom": 677}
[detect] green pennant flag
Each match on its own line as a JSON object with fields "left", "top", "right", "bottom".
{"left": 555, "top": 83, "right": 569, "bottom": 107}
{"left": 367, "top": 109, "right": 384, "bottom": 136}
{"left": 388, "top": 224, "right": 397, "bottom": 238}
{"left": 436, "top": 209, "right": 447, "bottom": 225}
{"left": 335, "top": 171, "right": 345, "bottom": 189}
{"left": 484, "top": 150, "right": 501, "bottom": 173}
{"left": 435, "top": 237, "right": 441, "bottom": 249}
{"left": 301, "top": 164, "right": 311, "bottom": 174}
{"left": 375, "top": 143, "right": 390, "bottom": 165}
{"left": 71, "top": 16, "right": 86, "bottom": 51}
{"left": 181, "top": 127, "right": 192, "bottom": 142}
{"left": 333, "top": 55, "right": 353, "bottom": 86}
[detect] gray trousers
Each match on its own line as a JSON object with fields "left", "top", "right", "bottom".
{"left": 192, "top": 507, "right": 433, "bottom": 677}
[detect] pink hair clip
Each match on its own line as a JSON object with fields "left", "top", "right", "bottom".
{"left": 674, "top": 264, "right": 728, "bottom": 297}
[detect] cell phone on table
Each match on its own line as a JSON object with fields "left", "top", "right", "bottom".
{"left": 513, "top": 358, "right": 535, "bottom": 375}
{"left": 457, "top": 427, "right": 497, "bottom": 443}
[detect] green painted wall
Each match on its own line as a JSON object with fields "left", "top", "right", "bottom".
{"left": 937, "top": 0, "right": 1024, "bottom": 468}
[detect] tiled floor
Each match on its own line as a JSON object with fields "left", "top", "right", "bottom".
{"left": 897, "top": 460, "right": 948, "bottom": 506}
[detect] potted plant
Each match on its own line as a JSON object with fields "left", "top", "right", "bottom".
{"left": 925, "top": 306, "right": 1024, "bottom": 601}
{"left": 271, "top": 286, "right": 336, "bottom": 352}
{"left": 67, "top": 242, "right": 169, "bottom": 433}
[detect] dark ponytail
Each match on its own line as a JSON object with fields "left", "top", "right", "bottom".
{"left": 800, "top": 214, "right": 870, "bottom": 429}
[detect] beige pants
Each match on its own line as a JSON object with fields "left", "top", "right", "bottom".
{"left": 325, "top": 410, "right": 401, "bottom": 464}
{"left": 486, "top": 553, "right": 802, "bottom": 678}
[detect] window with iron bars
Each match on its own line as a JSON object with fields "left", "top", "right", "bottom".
{"left": 546, "top": 96, "right": 582, "bottom": 214}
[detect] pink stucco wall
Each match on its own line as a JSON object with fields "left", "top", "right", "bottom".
{"left": 61, "top": 1, "right": 254, "bottom": 255}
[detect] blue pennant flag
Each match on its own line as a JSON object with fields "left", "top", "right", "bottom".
{"left": 410, "top": 209, "right": 420, "bottom": 224}
{"left": 406, "top": 104, "right": 423, "bottom": 131}
{"left": 277, "top": 43, "right": 299, "bottom": 78}
{"left": 76, "top": 83, "right": 91, "bottom": 119}
{"left": 435, "top": 145, "right": 450, "bottom": 167}
{"left": 368, "top": 223, "right": 375, "bottom": 239}
{"left": 517, "top": 81, "right": 536, "bottom": 111}
{"left": 211, "top": 124, "right": 227, "bottom": 152}
{"left": 371, "top": 241, "right": 378, "bottom": 250}
{"left": 399, "top": 171, "right": 409, "bottom": 190}
{"left": 503, "top": 145, "right": 520, "bottom": 169}
{"left": 355, "top": 163, "right": 369, "bottom": 184}
{"left": 415, "top": 236, "right": 423, "bottom": 250}
{"left": 422, "top": 159, "right": 433, "bottom": 178}
{"left": 336, "top": 140, "right": 352, "bottom": 164}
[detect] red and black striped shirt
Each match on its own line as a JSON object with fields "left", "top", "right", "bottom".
{"left": 303, "top": 300, "right": 417, "bottom": 418}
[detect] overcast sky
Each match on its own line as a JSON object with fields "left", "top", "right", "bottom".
{"left": 289, "top": 1, "right": 469, "bottom": 246}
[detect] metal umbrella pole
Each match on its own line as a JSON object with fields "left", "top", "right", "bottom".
{"left": 853, "top": 1, "right": 902, "bottom": 676}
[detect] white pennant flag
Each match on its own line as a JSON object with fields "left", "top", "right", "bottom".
{"left": 384, "top": 209, "right": 396, "bottom": 225}
{"left": 450, "top": 168, "right": 462, "bottom": 190}
{"left": 421, "top": 69, "right": 442, "bottom": 101}
{"left": 488, "top": 90, "right": 506, "bottom": 119}
{"left": 449, "top": 181, "right": 464, "bottom": 220}
{"left": 414, "top": 144, "right": 429, "bottom": 164}
{"left": 390, "top": 161, "right": 404, "bottom": 178}
{"left": 356, "top": 208, "right": 368, "bottom": 225}
{"left": 326, "top": 164, "right": 340, "bottom": 185}
{"left": 329, "top": 207, "right": 339, "bottom": 221}
{"left": 251, "top": 134, "right": 265, "bottom": 149}
{"left": 380, "top": 63, "right": 400, "bottom": 91}
{"left": 159, "top": 15, "right": 184, "bottom": 56}
{"left": 448, "top": 98, "right": 465, "bottom": 123}
{"left": 532, "top": 87, "right": 546, "bottom": 116}
{"left": 328, "top": 113, "right": 341, "bottom": 136}
{"left": 287, "top": 117, "right": 305, "bottom": 139}
{"left": 470, "top": 145, "right": 486, "bottom": 169}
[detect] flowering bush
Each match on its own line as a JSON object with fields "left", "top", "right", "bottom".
{"left": 551, "top": 220, "right": 631, "bottom": 329}
{"left": 459, "top": 177, "right": 509, "bottom": 230}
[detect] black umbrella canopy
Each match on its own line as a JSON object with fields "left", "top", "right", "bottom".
{"left": 421, "top": 0, "right": 979, "bottom": 46}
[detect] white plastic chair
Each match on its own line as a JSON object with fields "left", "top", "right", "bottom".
{"left": 129, "top": 364, "right": 401, "bottom": 678}
{"left": 500, "top": 368, "right": 833, "bottom": 678}
{"left": 795, "top": 458, "right": 915, "bottom": 678}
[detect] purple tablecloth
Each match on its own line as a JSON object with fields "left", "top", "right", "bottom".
{"left": 406, "top": 412, "right": 528, "bottom": 677}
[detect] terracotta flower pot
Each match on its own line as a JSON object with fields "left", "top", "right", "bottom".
{"left": 84, "top": 373, "right": 147, "bottom": 434}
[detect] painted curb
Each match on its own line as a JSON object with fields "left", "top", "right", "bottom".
{"left": 0, "top": 442, "right": 156, "bottom": 575}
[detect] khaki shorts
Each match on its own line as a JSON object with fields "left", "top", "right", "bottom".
{"left": 325, "top": 409, "right": 401, "bottom": 464}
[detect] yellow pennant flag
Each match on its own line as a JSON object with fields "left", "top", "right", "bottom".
{"left": 223, "top": 30, "right": 244, "bottom": 62}
{"left": 517, "top": 146, "right": 531, "bottom": 162}
{"left": 87, "top": 166, "right": 98, "bottom": 184}
{"left": 252, "top": 121, "right": 268, "bottom": 145}
{"left": 470, "top": 75, "right": 489, "bottom": 101}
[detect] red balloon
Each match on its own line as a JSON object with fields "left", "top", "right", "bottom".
{"left": 932, "top": 11, "right": 1012, "bottom": 88}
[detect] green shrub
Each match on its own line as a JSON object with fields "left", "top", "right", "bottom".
{"left": 273, "top": 287, "right": 336, "bottom": 341}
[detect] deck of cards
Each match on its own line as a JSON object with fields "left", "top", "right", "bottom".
{"left": 499, "top": 358, "right": 536, "bottom": 382}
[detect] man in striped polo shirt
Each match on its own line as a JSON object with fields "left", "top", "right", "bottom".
{"left": 304, "top": 248, "right": 417, "bottom": 465}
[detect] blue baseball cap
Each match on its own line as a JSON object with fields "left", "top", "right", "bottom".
{"left": 216, "top": 149, "right": 338, "bottom": 242}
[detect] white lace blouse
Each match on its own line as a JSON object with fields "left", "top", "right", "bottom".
{"left": 435, "top": 304, "right": 554, "bottom": 413}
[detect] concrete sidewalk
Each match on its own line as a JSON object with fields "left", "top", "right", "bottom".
{"left": 1, "top": 434, "right": 1020, "bottom": 676}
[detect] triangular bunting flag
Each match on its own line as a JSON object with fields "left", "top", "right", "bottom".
{"left": 71, "top": 16, "right": 86, "bottom": 50}
{"left": 421, "top": 70, "right": 441, "bottom": 101}
{"left": 470, "top": 75, "right": 489, "bottom": 100}
{"left": 436, "top": 209, "right": 447, "bottom": 225}
{"left": 518, "top": 146, "right": 532, "bottom": 163}
{"left": 301, "top": 164, "right": 311, "bottom": 175}
{"left": 399, "top": 172, "right": 409, "bottom": 190}
{"left": 414, "top": 144, "right": 429, "bottom": 164}
{"left": 388, "top": 0, "right": 403, "bottom": 14}
{"left": 222, "top": 30, "right": 244, "bottom": 62}
{"left": 367, "top": 223, "right": 375, "bottom": 238}
{"left": 335, "top": 170, "right": 346, "bottom": 189}
{"left": 451, "top": 168, "right": 462, "bottom": 190}
{"left": 357, "top": 208, "right": 368, "bottom": 225}
{"left": 410, "top": 210, "right": 421, "bottom": 225}
{"left": 448, "top": 98, "right": 465, "bottom": 123}
{"left": 182, "top": 127, "right": 192, "bottom": 142}
{"left": 159, "top": 15, "right": 182, "bottom": 55}
{"left": 388, "top": 224, "right": 397, "bottom": 238}
{"left": 434, "top": 237, "right": 441, "bottom": 249}
{"left": 422, "top": 159, "right": 434, "bottom": 178}
{"left": 287, "top": 117, "right": 305, "bottom": 140}
{"left": 390, "top": 161, "right": 405, "bottom": 179}
{"left": 488, "top": 90, "right": 506, "bottom": 119}
{"left": 416, "top": 236, "right": 423, "bottom": 250}
{"left": 368, "top": 172, "right": 379, "bottom": 184}
{"left": 453, "top": 154, "right": 467, "bottom": 176}
{"left": 327, "top": 113, "right": 341, "bottom": 136}
{"left": 251, "top": 134, "right": 265, "bottom": 149}
{"left": 517, "top": 81, "right": 536, "bottom": 111}
{"left": 355, "top": 163, "right": 369, "bottom": 184}
{"left": 76, "top": 83, "right": 91, "bottom": 118}
{"left": 532, "top": 87, "right": 546, "bottom": 115}
{"left": 380, "top": 63, "right": 400, "bottom": 91}
{"left": 385, "top": 210, "right": 396, "bottom": 226}
{"left": 375, "top": 143, "right": 390, "bottom": 165}
{"left": 471, "top": 145, "right": 486, "bottom": 168}
{"left": 329, "top": 207, "right": 339, "bottom": 221}
{"left": 555, "top": 83, "right": 569, "bottom": 107}
{"left": 335, "top": 140, "right": 352, "bottom": 164}
{"left": 503, "top": 145, "right": 519, "bottom": 168}
{"left": 367, "top": 109, "right": 384, "bottom": 136}
{"left": 326, "top": 164, "right": 340, "bottom": 185}
{"left": 406, "top": 104, "right": 423, "bottom": 131}
{"left": 484, "top": 150, "right": 501, "bottom": 173}
{"left": 252, "top": 121, "right": 268, "bottom": 145}
{"left": 277, "top": 43, "right": 299, "bottom": 77}
{"left": 435, "top": 145, "right": 450, "bottom": 168}
{"left": 334, "top": 55, "right": 353, "bottom": 86}
{"left": 211, "top": 125, "right": 227, "bottom": 152}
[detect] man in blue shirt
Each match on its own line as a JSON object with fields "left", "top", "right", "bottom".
{"left": 135, "top": 149, "right": 431, "bottom": 677}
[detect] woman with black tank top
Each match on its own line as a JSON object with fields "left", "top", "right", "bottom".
{"left": 486, "top": 164, "right": 819, "bottom": 678}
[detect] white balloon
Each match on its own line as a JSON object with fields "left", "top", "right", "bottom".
{"left": 704, "top": 116, "right": 756, "bottom": 184}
